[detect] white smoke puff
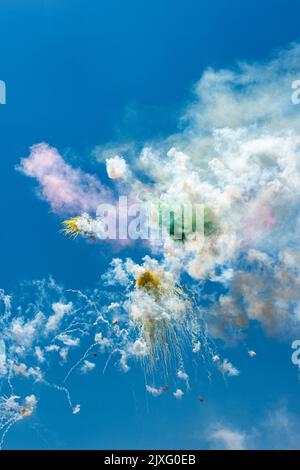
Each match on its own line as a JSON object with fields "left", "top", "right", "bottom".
{"left": 80, "top": 360, "right": 96, "bottom": 374}
{"left": 247, "top": 250, "right": 273, "bottom": 269}
{"left": 12, "top": 363, "right": 28, "bottom": 377}
{"left": 173, "top": 389, "right": 184, "bottom": 399}
{"left": 127, "top": 289, "right": 161, "bottom": 322}
{"left": 146, "top": 385, "right": 163, "bottom": 397}
{"left": 248, "top": 350, "right": 257, "bottom": 358}
{"left": 129, "top": 339, "right": 148, "bottom": 357}
{"left": 0, "top": 289, "right": 11, "bottom": 313}
{"left": 177, "top": 369, "right": 188, "bottom": 381}
{"left": 87, "top": 216, "right": 108, "bottom": 239}
{"left": 124, "top": 256, "right": 153, "bottom": 279}
{"left": 280, "top": 249, "right": 300, "bottom": 272}
{"left": 107, "top": 302, "right": 120, "bottom": 311}
{"left": 75, "top": 213, "right": 94, "bottom": 234}
{"left": 167, "top": 147, "right": 177, "bottom": 158}
{"left": 120, "top": 351, "right": 129, "bottom": 373}
{"left": 106, "top": 156, "right": 127, "bottom": 180}
{"left": 103, "top": 258, "right": 129, "bottom": 286}
{"left": 161, "top": 295, "right": 187, "bottom": 321}
{"left": 35, "top": 368, "right": 44, "bottom": 382}
{"left": 19, "top": 397, "right": 37, "bottom": 418}
{"left": 59, "top": 348, "right": 69, "bottom": 362}
{"left": 177, "top": 370, "right": 189, "bottom": 388}
{"left": 119, "top": 256, "right": 188, "bottom": 324}
{"left": 75, "top": 213, "right": 106, "bottom": 239}
{"left": 192, "top": 342, "right": 201, "bottom": 353}
{"left": 12, "top": 363, "right": 42, "bottom": 380}
{"left": 211, "top": 268, "right": 234, "bottom": 284}
{"left": 45, "top": 344, "right": 60, "bottom": 352}
{"left": 219, "top": 359, "right": 240, "bottom": 377}
{"left": 34, "top": 346, "right": 45, "bottom": 363}
{"left": 95, "top": 332, "right": 111, "bottom": 349}
{"left": 72, "top": 404, "right": 80, "bottom": 415}
{"left": 127, "top": 287, "right": 187, "bottom": 323}
{"left": 0, "top": 340, "right": 7, "bottom": 376}
{"left": 25, "top": 395, "right": 37, "bottom": 410}
{"left": 115, "top": 256, "right": 179, "bottom": 298}
{"left": 26, "top": 367, "right": 43, "bottom": 382}
{"left": 57, "top": 334, "right": 80, "bottom": 347}
{"left": 4, "top": 396, "right": 20, "bottom": 411}
{"left": 10, "top": 311, "right": 45, "bottom": 350}
{"left": 45, "top": 302, "right": 72, "bottom": 333}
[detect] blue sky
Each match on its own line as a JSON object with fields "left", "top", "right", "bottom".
{"left": 1, "top": 0, "right": 300, "bottom": 450}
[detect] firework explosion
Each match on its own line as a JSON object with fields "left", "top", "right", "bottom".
{"left": 2, "top": 43, "right": 300, "bottom": 447}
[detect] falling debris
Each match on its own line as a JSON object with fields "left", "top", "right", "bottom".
{"left": 197, "top": 396, "right": 205, "bottom": 404}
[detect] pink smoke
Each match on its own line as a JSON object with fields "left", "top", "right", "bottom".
{"left": 18, "top": 143, "right": 112, "bottom": 214}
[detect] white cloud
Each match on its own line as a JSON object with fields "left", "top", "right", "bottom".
{"left": 207, "top": 404, "right": 300, "bottom": 450}
{"left": 208, "top": 425, "right": 247, "bottom": 450}
{"left": 259, "top": 406, "right": 300, "bottom": 449}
